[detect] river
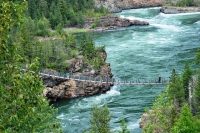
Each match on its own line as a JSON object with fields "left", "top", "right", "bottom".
{"left": 55, "top": 7, "right": 200, "bottom": 133}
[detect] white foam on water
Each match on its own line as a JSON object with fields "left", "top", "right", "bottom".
{"left": 125, "top": 16, "right": 144, "bottom": 21}
{"left": 195, "top": 20, "right": 200, "bottom": 24}
{"left": 57, "top": 113, "right": 68, "bottom": 120}
{"left": 151, "top": 23, "right": 180, "bottom": 31}
{"left": 128, "top": 119, "right": 141, "bottom": 130}
{"left": 69, "top": 86, "right": 120, "bottom": 111}
{"left": 160, "top": 12, "right": 200, "bottom": 17}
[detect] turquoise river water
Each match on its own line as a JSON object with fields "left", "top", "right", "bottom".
{"left": 54, "top": 7, "right": 200, "bottom": 133}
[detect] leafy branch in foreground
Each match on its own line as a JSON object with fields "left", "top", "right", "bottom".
{"left": 0, "top": 1, "right": 62, "bottom": 132}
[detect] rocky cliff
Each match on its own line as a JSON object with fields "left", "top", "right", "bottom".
{"left": 160, "top": 6, "right": 200, "bottom": 14}
{"left": 66, "top": 50, "right": 113, "bottom": 77}
{"left": 42, "top": 76, "right": 113, "bottom": 102}
{"left": 94, "top": 0, "right": 164, "bottom": 12}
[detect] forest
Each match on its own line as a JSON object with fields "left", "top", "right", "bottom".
{"left": 12, "top": 0, "right": 109, "bottom": 72}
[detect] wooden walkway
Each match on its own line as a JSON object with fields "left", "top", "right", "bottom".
{"left": 38, "top": 70, "right": 168, "bottom": 85}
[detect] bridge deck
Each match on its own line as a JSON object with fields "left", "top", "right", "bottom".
{"left": 40, "top": 73, "right": 168, "bottom": 85}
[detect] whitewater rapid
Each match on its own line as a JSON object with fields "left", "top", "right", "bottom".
{"left": 56, "top": 7, "right": 200, "bottom": 133}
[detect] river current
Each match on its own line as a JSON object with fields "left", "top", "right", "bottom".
{"left": 55, "top": 7, "right": 200, "bottom": 133}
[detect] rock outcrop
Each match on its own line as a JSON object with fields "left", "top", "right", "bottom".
{"left": 42, "top": 76, "right": 113, "bottom": 102}
{"left": 160, "top": 6, "right": 200, "bottom": 14}
{"left": 94, "top": 0, "right": 163, "bottom": 13}
{"left": 66, "top": 50, "right": 113, "bottom": 77}
{"left": 42, "top": 50, "right": 114, "bottom": 101}
{"left": 85, "top": 15, "right": 149, "bottom": 31}
{"left": 139, "top": 110, "right": 154, "bottom": 129}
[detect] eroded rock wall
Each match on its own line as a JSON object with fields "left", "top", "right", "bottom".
{"left": 42, "top": 76, "right": 113, "bottom": 102}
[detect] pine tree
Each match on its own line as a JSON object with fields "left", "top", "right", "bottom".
{"left": 89, "top": 105, "right": 111, "bottom": 133}
{"left": 182, "top": 60, "right": 193, "bottom": 101}
{"left": 171, "top": 104, "right": 200, "bottom": 133}
{"left": 194, "top": 69, "right": 200, "bottom": 115}
{"left": 19, "top": 17, "right": 36, "bottom": 64}
{"left": 168, "top": 69, "right": 185, "bottom": 108}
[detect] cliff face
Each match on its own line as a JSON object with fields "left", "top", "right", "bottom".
{"left": 66, "top": 50, "right": 113, "bottom": 78}
{"left": 42, "top": 76, "right": 113, "bottom": 102}
{"left": 94, "top": 0, "right": 164, "bottom": 12}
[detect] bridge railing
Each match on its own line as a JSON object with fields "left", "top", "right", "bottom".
{"left": 21, "top": 68, "right": 169, "bottom": 85}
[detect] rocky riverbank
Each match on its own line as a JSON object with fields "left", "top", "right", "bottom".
{"left": 85, "top": 15, "right": 149, "bottom": 31}
{"left": 94, "top": 0, "right": 163, "bottom": 13}
{"left": 42, "top": 50, "right": 114, "bottom": 102}
{"left": 160, "top": 6, "right": 200, "bottom": 14}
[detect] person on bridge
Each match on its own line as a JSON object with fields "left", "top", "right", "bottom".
{"left": 158, "top": 75, "right": 161, "bottom": 83}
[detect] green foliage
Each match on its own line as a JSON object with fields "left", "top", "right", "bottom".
{"left": 79, "top": 34, "right": 95, "bottom": 59}
{"left": 79, "top": 34, "right": 105, "bottom": 69}
{"left": 0, "top": 1, "right": 62, "bottom": 132}
{"left": 143, "top": 90, "right": 178, "bottom": 133}
{"left": 175, "top": 0, "right": 194, "bottom": 7}
{"left": 171, "top": 104, "right": 200, "bottom": 133}
{"left": 27, "top": 0, "right": 109, "bottom": 29}
{"left": 194, "top": 69, "right": 200, "bottom": 115}
{"left": 91, "top": 23, "right": 97, "bottom": 29}
{"left": 182, "top": 60, "right": 193, "bottom": 101}
{"left": 92, "top": 53, "right": 104, "bottom": 69}
{"left": 77, "top": 12, "right": 85, "bottom": 28}
{"left": 117, "top": 118, "right": 130, "bottom": 133}
{"left": 168, "top": 69, "right": 185, "bottom": 108}
{"left": 36, "top": 17, "right": 50, "bottom": 37}
{"left": 89, "top": 105, "right": 111, "bottom": 133}
{"left": 55, "top": 23, "right": 65, "bottom": 35}
{"left": 94, "top": 17, "right": 101, "bottom": 27}
{"left": 195, "top": 47, "right": 200, "bottom": 65}
{"left": 19, "top": 17, "right": 36, "bottom": 64}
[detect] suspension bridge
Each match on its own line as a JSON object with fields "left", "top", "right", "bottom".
{"left": 36, "top": 69, "right": 169, "bottom": 86}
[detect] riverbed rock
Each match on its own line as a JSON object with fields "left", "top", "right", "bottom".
{"left": 94, "top": 0, "right": 163, "bottom": 13}
{"left": 160, "top": 6, "right": 200, "bottom": 14}
{"left": 85, "top": 15, "right": 149, "bottom": 31}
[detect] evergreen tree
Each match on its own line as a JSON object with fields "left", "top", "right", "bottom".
{"left": 168, "top": 69, "right": 185, "bottom": 108}
{"left": 77, "top": 12, "right": 85, "bottom": 28}
{"left": 182, "top": 60, "right": 193, "bottom": 101}
{"left": 19, "top": 17, "right": 36, "bottom": 64}
{"left": 38, "top": 0, "right": 48, "bottom": 18}
{"left": 36, "top": 17, "right": 50, "bottom": 36}
{"left": 171, "top": 104, "right": 200, "bottom": 133}
{"left": 195, "top": 48, "right": 200, "bottom": 65}
{"left": 89, "top": 105, "right": 111, "bottom": 133}
{"left": 194, "top": 69, "right": 200, "bottom": 115}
